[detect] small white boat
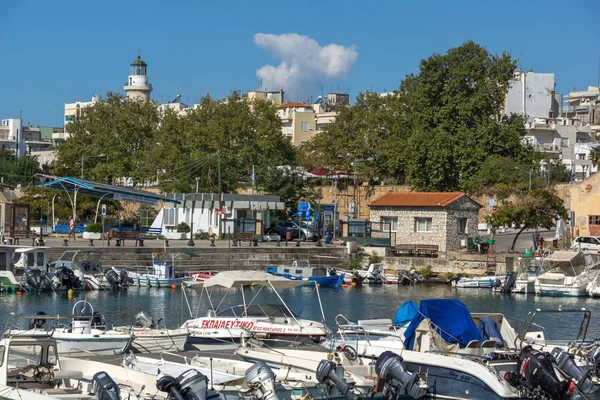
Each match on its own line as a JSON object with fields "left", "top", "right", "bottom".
{"left": 452, "top": 275, "right": 496, "bottom": 288}
{"left": 535, "top": 251, "right": 600, "bottom": 297}
{"left": 182, "top": 270, "right": 329, "bottom": 348}
{"left": 48, "top": 250, "right": 112, "bottom": 290}
{"left": 118, "top": 252, "right": 194, "bottom": 288}
{"left": 113, "top": 311, "right": 189, "bottom": 353}
{"left": 9, "top": 301, "right": 134, "bottom": 357}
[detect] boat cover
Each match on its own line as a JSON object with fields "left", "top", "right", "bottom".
{"left": 404, "top": 299, "right": 482, "bottom": 350}
{"left": 477, "top": 316, "right": 503, "bottom": 346}
{"left": 203, "top": 270, "right": 308, "bottom": 289}
{"left": 393, "top": 300, "right": 418, "bottom": 327}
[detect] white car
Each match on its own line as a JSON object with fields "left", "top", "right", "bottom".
{"left": 571, "top": 236, "right": 600, "bottom": 251}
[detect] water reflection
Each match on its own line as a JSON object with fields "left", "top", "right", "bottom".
{"left": 0, "top": 283, "right": 598, "bottom": 340}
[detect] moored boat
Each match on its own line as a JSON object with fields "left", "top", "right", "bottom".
{"left": 535, "top": 250, "right": 600, "bottom": 297}
{"left": 117, "top": 252, "right": 194, "bottom": 288}
{"left": 265, "top": 260, "right": 345, "bottom": 287}
{"left": 113, "top": 311, "right": 189, "bottom": 353}
{"left": 0, "top": 245, "right": 52, "bottom": 293}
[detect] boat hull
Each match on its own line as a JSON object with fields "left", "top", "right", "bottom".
{"left": 115, "top": 327, "right": 189, "bottom": 353}
{"left": 53, "top": 333, "right": 133, "bottom": 357}
{"left": 536, "top": 284, "right": 588, "bottom": 297}
{"left": 455, "top": 277, "right": 495, "bottom": 288}
{"left": 265, "top": 267, "right": 345, "bottom": 287}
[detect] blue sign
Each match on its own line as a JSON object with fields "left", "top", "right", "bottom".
{"left": 298, "top": 201, "right": 310, "bottom": 212}
{"left": 297, "top": 211, "right": 303, "bottom": 218}
{"left": 101, "top": 204, "right": 106, "bottom": 216}
{"left": 305, "top": 212, "right": 311, "bottom": 221}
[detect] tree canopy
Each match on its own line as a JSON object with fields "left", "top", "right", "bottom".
{"left": 51, "top": 92, "right": 299, "bottom": 200}
{"left": 306, "top": 41, "right": 540, "bottom": 191}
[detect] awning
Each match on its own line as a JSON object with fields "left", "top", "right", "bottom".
{"left": 41, "top": 176, "right": 179, "bottom": 206}
{"left": 203, "top": 271, "right": 309, "bottom": 289}
{"left": 546, "top": 251, "right": 582, "bottom": 263}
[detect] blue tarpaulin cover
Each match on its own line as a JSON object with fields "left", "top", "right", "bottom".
{"left": 477, "top": 316, "right": 503, "bottom": 346}
{"left": 404, "top": 299, "right": 482, "bottom": 350}
{"left": 394, "top": 300, "right": 419, "bottom": 326}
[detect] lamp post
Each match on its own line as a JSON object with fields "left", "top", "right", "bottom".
{"left": 81, "top": 153, "right": 107, "bottom": 179}
{"left": 36, "top": 174, "right": 45, "bottom": 246}
{"left": 514, "top": 167, "right": 532, "bottom": 190}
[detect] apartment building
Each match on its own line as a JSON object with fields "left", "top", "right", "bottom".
{"left": 504, "top": 71, "right": 560, "bottom": 121}
{"left": 562, "top": 86, "right": 600, "bottom": 135}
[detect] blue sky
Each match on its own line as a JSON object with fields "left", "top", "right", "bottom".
{"left": 1, "top": 0, "right": 598, "bottom": 126}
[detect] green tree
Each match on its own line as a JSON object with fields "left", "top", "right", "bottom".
{"left": 485, "top": 189, "right": 568, "bottom": 251}
{"left": 52, "top": 92, "right": 160, "bottom": 185}
{"left": 0, "top": 155, "right": 41, "bottom": 188}
{"left": 308, "top": 41, "right": 537, "bottom": 191}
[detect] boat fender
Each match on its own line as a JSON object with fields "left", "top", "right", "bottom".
{"left": 316, "top": 360, "right": 357, "bottom": 400}
{"left": 92, "top": 371, "right": 120, "bottom": 400}
{"left": 245, "top": 361, "right": 279, "bottom": 400}
{"left": 375, "top": 351, "right": 427, "bottom": 400}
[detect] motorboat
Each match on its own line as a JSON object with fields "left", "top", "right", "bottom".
{"left": 113, "top": 311, "right": 189, "bottom": 353}
{"left": 535, "top": 250, "right": 600, "bottom": 297}
{"left": 0, "top": 245, "right": 52, "bottom": 293}
{"left": 351, "top": 263, "right": 398, "bottom": 285}
{"left": 181, "top": 270, "right": 329, "bottom": 349}
{"left": 8, "top": 301, "right": 134, "bottom": 357}
{"left": 265, "top": 259, "right": 345, "bottom": 287}
{"left": 117, "top": 252, "right": 194, "bottom": 288}
{"left": 0, "top": 316, "right": 178, "bottom": 400}
{"left": 493, "top": 256, "right": 546, "bottom": 294}
{"left": 451, "top": 274, "right": 496, "bottom": 288}
{"left": 48, "top": 250, "right": 113, "bottom": 290}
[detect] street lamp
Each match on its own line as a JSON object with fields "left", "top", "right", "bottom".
{"left": 514, "top": 167, "right": 532, "bottom": 190}
{"left": 81, "top": 154, "right": 107, "bottom": 179}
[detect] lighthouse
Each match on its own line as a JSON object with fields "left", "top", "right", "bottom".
{"left": 124, "top": 54, "right": 152, "bottom": 102}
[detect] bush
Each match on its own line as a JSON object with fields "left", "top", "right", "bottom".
{"left": 348, "top": 253, "right": 364, "bottom": 270}
{"left": 443, "top": 272, "right": 455, "bottom": 280}
{"left": 85, "top": 222, "right": 103, "bottom": 233}
{"left": 177, "top": 222, "right": 191, "bottom": 233}
{"left": 417, "top": 265, "right": 433, "bottom": 279}
{"left": 367, "top": 253, "right": 382, "bottom": 264}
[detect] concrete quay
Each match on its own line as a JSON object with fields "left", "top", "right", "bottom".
{"left": 34, "top": 235, "right": 349, "bottom": 272}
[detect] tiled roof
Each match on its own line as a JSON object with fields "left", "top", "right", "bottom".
{"left": 369, "top": 192, "right": 473, "bottom": 207}
{"left": 278, "top": 102, "right": 309, "bottom": 108}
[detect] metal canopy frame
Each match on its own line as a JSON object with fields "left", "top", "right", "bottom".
{"left": 41, "top": 175, "right": 179, "bottom": 206}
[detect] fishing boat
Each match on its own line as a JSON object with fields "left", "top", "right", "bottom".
{"left": 181, "top": 270, "right": 329, "bottom": 349}
{"left": 535, "top": 250, "right": 600, "bottom": 297}
{"left": 265, "top": 259, "right": 345, "bottom": 287}
{"left": 116, "top": 252, "right": 194, "bottom": 288}
{"left": 113, "top": 311, "right": 189, "bottom": 353}
{"left": 0, "top": 245, "right": 52, "bottom": 293}
{"left": 47, "top": 249, "right": 113, "bottom": 290}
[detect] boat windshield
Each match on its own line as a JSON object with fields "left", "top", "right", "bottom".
{"left": 217, "top": 304, "right": 297, "bottom": 318}
{"left": 549, "top": 263, "right": 588, "bottom": 277}
{"left": 7, "top": 344, "right": 43, "bottom": 370}
{"left": 58, "top": 251, "right": 76, "bottom": 262}
{"left": 73, "top": 252, "right": 102, "bottom": 262}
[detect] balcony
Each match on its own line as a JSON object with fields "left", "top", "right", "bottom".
{"left": 282, "top": 127, "right": 293, "bottom": 135}
{"left": 0, "top": 132, "right": 16, "bottom": 142}
{"left": 536, "top": 143, "right": 560, "bottom": 152}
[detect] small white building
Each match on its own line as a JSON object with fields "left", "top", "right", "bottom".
{"left": 151, "top": 193, "right": 286, "bottom": 238}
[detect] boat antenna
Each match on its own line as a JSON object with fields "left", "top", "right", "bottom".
{"left": 210, "top": 357, "right": 214, "bottom": 391}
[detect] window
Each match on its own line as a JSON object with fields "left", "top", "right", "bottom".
{"left": 163, "top": 208, "right": 177, "bottom": 226}
{"left": 283, "top": 268, "right": 290, "bottom": 273}
{"left": 27, "top": 252, "right": 34, "bottom": 267}
{"left": 47, "top": 345, "right": 57, "bottom": 365}
{"left": 589, "top": 216, "right": 600, "bottom": 225}
{"left": 561, "top": 138, "right": 569, "bottom": 148}
{"left": 0, "top": 345, "right": 4, "bottom": 366}
{"left": 301, "top": 121, "right": 310, "bottom": 132}
{"left": 295, "top": 270, "right": 302, "bottom": 274}
{"left": 381, "top": 216, "right": 398, "bottom": 232}
{"left": 415, "top": 217, "right": 432, "bottom": 233}
{"left": 457, "top": 218, "right": 468, "bottom": 234}
{"left": 577, "top": 153, "right": 586, "bottom": 160}
{"left": 36, "top": 252, "right": 45, "bottom": 267}
{"left": 0, "top": 252, "right": 6, "bottom": 271}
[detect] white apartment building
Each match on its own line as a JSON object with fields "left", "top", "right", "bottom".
{"left": 0, "top": 119, "right": 54, "bottom": 159}
{"left": 505, "top": 71, "right": 560, "bottom": 121}
{"left": 562, "top": 86, "right": 600, "bottom": 135}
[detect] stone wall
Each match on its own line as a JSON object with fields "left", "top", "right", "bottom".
{"left": 445, "top": 209, "right": 479, "bottom": 250}
{"left": 369, "top": 207, "right": 448, "bottom": 251}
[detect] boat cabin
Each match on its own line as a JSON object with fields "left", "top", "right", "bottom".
{"left": 52, "top": 250, "right": 102, "bottom": 275}
{"left": 0, "top": 245, "right": 49, "bottom": 274}
{"left": 275, "top": 260, "right": 327, "bottom": 278}
{"left": 1, "top": 334, "right": 60, "bottom": 389}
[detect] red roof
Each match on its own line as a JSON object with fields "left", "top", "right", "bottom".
{"left": 369, "top": 192, "right": 476, "bottom": 207}
{"left": 278, "top": 102, "right": 309, "bottom": 108}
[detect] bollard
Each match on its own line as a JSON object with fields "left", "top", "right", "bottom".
{"left": 88, "top": 239, "right": 94, "bottom": 247}
{"left": 164, "top": 239, "right": 170, "bottom": 247}
{"left": 210, "top": 237, "right": 215, "bottom": 247}
{"left": 63, "top": 239, "right": 69, "bottom": 246}
{"left": 276, "top": 239, "right": 281, "bottom": 247}
{"left": 296, "top": 240, "right": 300, "bottom": 247}
{"left": 316, "top": 239, "right": 322, "bottom": 247}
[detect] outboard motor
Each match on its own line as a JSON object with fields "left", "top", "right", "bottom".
{"left": 56, "top": 267, "right": 83, "bottom": 290}
{"left": 91, "top": 312, "right": 104, "bottom": 328}
{"left": 105, "top": 269, "right": 122, "bottom": 290}
{"left": 156, "top": 369, "right": 219, "bottom": 400}
{"left": 351, "top": 270, "right": 364, "bottom": 285}
{"left": 552, "top": 347, "right": 598, "bottom": 394}
{"left": 136, "top": 311, "right": 155, "bottom": 329}
{"left": 23, "top": 268, "right": 41, "bottom": 291}
{"left": 92, "top": 371, "right": 120, "bottom": 400}
{"left": 504, "top": 346, "right": 579, "bottom": 399}
{"left": 316, "top": 360, "right": 356, "bottom": 400}
{"left": 500, "top": 272, "right": 517, "bottom": 293}
{"left": 245, "top": 361, "right": 279, "bottom": 400}
{"left": 370, "top": 269, "right": 385, "bottom": 284}
{"left": 375, "top": 351, "right": 427, "bottom": 400}
{"left": 119, "top": 270, "right": 134, "bottom": 286}
{"left": 409, "top": 270, "right": 422, "bottom": 282}
{"left": 397, "top": 270, "right": 410, "bottom": 285}
{"left": 29, "top": 311, "right": 47, "bottom": 329}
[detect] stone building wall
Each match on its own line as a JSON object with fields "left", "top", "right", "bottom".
{"left": 445, "top": 209, "right": 479, "bottom": 250}
{"left": 369, "top": 207, "right": 448, "bottom": 251}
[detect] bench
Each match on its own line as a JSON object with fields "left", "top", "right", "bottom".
{"left": 141, "top": 227, "right": 162, "bottom": 236}
{"left": 415, "top": 244, "right": 439, "bottom": 257}
{"left": 232, "top": 232, "right": 258, "bottom": 247}
{"left": 113, "top": 231, "right": 144, "bottom": 247}
{"left": 393, "top": 244, "right": 416, "bottom": 256}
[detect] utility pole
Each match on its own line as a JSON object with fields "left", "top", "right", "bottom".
{"left": 217, "top": 151, "right": 222, "bottom": 238}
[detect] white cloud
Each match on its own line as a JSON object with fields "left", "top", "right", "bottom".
{"left": 253, "top": 33, "right": 358, "bottom": 101}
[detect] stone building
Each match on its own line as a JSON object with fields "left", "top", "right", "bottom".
{"left": 369, "top": 192, "right": 481, "bottom": 252}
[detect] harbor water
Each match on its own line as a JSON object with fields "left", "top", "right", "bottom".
{"left": 2, "top": 283, "right": 599, "bottom": 341}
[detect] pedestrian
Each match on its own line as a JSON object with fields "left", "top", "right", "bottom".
{"left": 533, "top": 229, "right": 540, "bottom": 251}
{"left": 539, "top": 236, "right": 545, "bottom": 250}
{"left": 69, "top": 216, "right": 76, "bottom": 241}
